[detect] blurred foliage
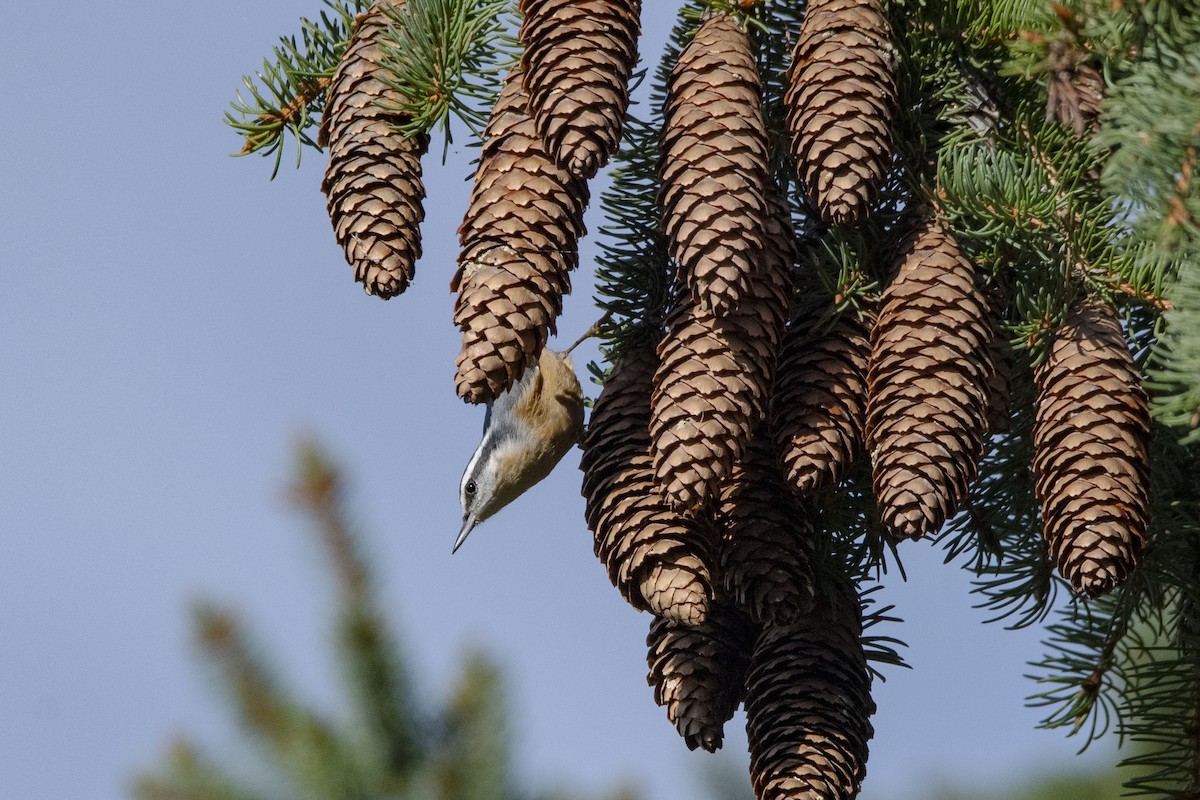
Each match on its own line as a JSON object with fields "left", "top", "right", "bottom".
{"left": 133, "top": 440, "right": 636, "bottom": 800}
{"left": 930, "top": 764, "right": 1129, "bottom": 800}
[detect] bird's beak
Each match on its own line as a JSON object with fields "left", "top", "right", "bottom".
{"left": 453, "top": 514, "right": 478, "bottom": 554}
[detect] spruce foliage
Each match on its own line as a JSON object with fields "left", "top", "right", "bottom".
{"left": 225, "top": 0, "right": 1200, "bottom": 797}
{"left": 134, "top": 442, "right": 632, "bottom": 800}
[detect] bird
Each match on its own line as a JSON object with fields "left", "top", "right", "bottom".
{"left": 454, "top": 339, "right": 588, "bottom": 553}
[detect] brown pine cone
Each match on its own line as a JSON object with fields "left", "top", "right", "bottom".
{"left": 866, "top": 215, "right": 994, "bottom": 540}
{"left": 745, "top": 584, "right": 875, "bottom": 800}
{"left": 453, "top": 244, "right": 567, "bottom": 404}
{"left": 785, "top": 0, "right": 896, "bottom": 226}
{"left": 320, "top": 1, "right": 428, "bottom": 299}
{"left": 771, "top": 308, "right": 873, "bottom": 496}
{"left": 659, "top": 11, "right": 771, "bottom": 315}
{"left": 1032, "top": 295, "right": 1150, "bottom": 597}
{"left": 646, "top": 602, "right": 757, "bottom": 752}
{"left": 650, "top": 187, "right": 793, "bottom": 512}
{"left": 716, "top": 436, "right": 817, "bottom": 626}
{"left": 581, "top": 347, "right": 716, "bottom": 625}
{"left": 453, "top": 63, "right": 590, "bottom": 403}
{"left": 519, "top": 0, "right": 641, "bottom": 179}
{"left": 1045, "top": 37, "right": 1104, "bottom": 136}
{"left": 984, "top": 314, "right": 1014, "bottom": 434}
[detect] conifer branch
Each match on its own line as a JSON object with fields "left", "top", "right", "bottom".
{"left": 141, "top": 440, "right": 641, "bottom": 800}
{"left": 133, "top": 739, "right": 268, "bottom": 800}
{"left": 375, "top": 0, "right": 511, "bottom": 150}
{"left": 592, "top": 111, "right": 674, "bottom": 358}
{"left": 237, "top": 76, "right": 333, "bottom": 155}
{"left": 227, "top": 0, "right": 508, "bottom": 176}
{"left": 291, "top": 442, "right": 423, "bottom": 780}
{"left": 192, "top": 606, "right": 298, "bottom": 744}
{"left": 1149, "top": 265, "right": 1200, "bottom": 442}
{"left": 858, "top": 586, "right": 909, "bottom": 680}
{"left": 437, "top": 654, "right": 513, "bottom": 800}
{"left": 1026, "top": 593, "right": 1134, "bottom": 748}
{"left": 192, "top": 603, "right": 371, "bottom": 797}
{"left": 226, "top": 1, "right": 369, "bottom": 176}
{"left": 936, "top": 352, "right": 1061, "bottom": 629}
{"left": 1114, "top": 282, "right": 1174, "bottom": 312}
{"left": 1118, "top": 600, "right": 1200, "bottom": 797}
{"left": 1110, "top": 433, "right": 1200, "bottom": 795}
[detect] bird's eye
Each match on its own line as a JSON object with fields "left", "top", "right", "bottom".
{"left": 465, "top": 479, "right": 477, "bottom": 496}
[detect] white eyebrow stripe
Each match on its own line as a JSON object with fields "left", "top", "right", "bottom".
{"left": 458, "top": 362, "right": 541, "bottom": 505}
{"left": 460, "top": 431, "right": 491, "bottom": 499}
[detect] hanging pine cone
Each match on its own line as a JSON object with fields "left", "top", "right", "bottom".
{"left": 1032, "top": 295, "right": 1150, "bottom": 598}
{"left": 650, "top": 186, "right": 793, "bottom": 512}
{"left": 1045, "top": 38, "right": 1104, "bottom": 136}
{"left": 716, "top": 436, "right": 817, "bottom": 626}
{"left": 518, "top": 0, "right": 641, "bottom": 179}
{"left": 453, "top": 63, "right": 590, "bottom": 403}
{"left": 651, "top": 309, "right": 774, "bottom": 513}
{"left": 320, "top": 1, "right": 429, "bottom": 299}
{"left": 659, "top": 11, "right": 771, "bottom": 315}
{"left": 745, "top": 583, "right": 875, "bottom": 800}
{"left": 771, "top": 308, "right": 873, "bottom": 497}
{"left": 984, "top": 311, "right": 1014, "bottom": 434}
{"left": 646, "top": 602, "right": 757, "bottom": 753}
{"left": 866, "top": 215, "right": 994, "bottom": 540}
{"left": 581, "top": 346, "right": 717, "bottom": 625}
{"left": 785, "top": 0, "right": 896, "bottom": 226}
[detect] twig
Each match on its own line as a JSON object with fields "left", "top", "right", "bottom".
{"left": 240, "top": 75, "right": 332, "bottom": 154}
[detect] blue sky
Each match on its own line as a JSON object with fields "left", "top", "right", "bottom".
{"left": 0, "top": 3, "right": 1120, "bottom": 799}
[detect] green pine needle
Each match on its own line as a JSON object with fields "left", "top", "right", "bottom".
{"left": 225, "top": 1, "right": 369, "bottom": 178}
{"left": 376, "top": 0, "right": 511, "bottom": 157}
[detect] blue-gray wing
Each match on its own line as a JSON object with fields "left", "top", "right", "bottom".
{"left": 482, "top": 361, "right": 538, "bottom": 442}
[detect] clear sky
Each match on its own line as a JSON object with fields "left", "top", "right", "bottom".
{"left": 1, "top": 3, "right": 1120, "bottom": 799}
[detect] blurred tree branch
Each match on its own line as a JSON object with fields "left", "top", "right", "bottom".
{"left": 133, "top": 439, "right": 637, "bottom": 800}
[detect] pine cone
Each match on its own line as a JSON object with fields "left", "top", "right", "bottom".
{"left": 1045, "top": 39, "right": 1104, "bottom": 136}
{"left": 650, "top": 187, "right": 793, "bottom": 512}
{"left": 519, "top": 0, "right": 641, "bottom": 179}
{"left": 320, "top": 1, "right": 428, "bottom": 299}
{"left": 745, "top": 584, "right": 875, "bottom": 800}
{"left": 453, "top": 64, "right": 590, "bottom": 403}
{"left": 646, "top": 602, "right": 757, "bottom": 752}
{"left": 581, "top": 347, "right": 716, "bottom": 625}
{"left": 1032, "top": 295, "right": 1150, "bottom": 598}
{"left": 717, "top": 436, "right": 817, "bottom": 626}
{"left": 771, "top": 308, "right": 873, "bottom": 496}
{"left": 866, "top": 215, "right": 994, "bottom": 540}
{"left": 659, "top": 11, "right": 771, "bottom": 315}
{"left": 785, "top": 0, "right": 896, "bottom": 226}
{"left": 984, "top": 313, "right": 1014, "bottom": 434}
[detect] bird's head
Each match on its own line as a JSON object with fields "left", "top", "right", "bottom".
{"left": 454, "top": 348, "right": 585, "bottom": 552}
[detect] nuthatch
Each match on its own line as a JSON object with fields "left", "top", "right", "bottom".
{"left": 454, "top": 342, "right": 587, "bottom": 553}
